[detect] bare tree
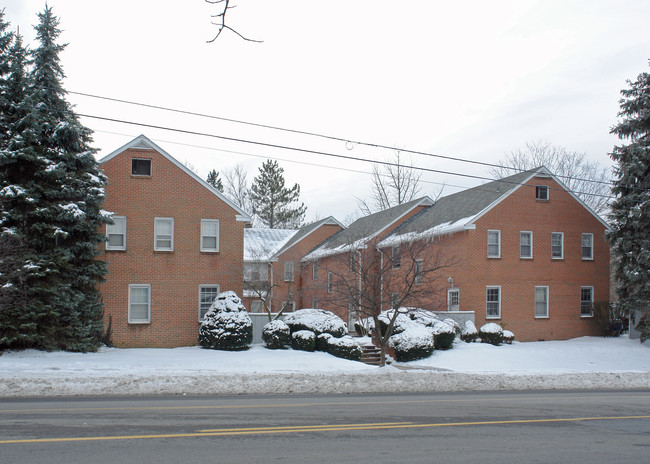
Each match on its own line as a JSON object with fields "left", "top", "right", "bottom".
{"left": 323, "top": 235, "right": 455, "bottom": 366}
{"left": 223, "top": 163, "right": 252, "bottom": 213}
{"left": 205, "top": 0, "right": 262, "bottom": 43}
{"left": 489, "top": 140, "right": 612, "bottom": 216}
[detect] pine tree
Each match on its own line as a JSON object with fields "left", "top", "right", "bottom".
{"left": 206, "top": 169, "right": 224, "bottom": 192}
{"left": 608, "top": 62, "right": 650, "bottom": 341}
{"left": 249, "top": 159, "right": 306, "bottom": 229}
{"left": 0, "top": 10, "right": 14, "bottom": 146}
{"left": 0, "top": 7, "right": 109, "bottom": 351}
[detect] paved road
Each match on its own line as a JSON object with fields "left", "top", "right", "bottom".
{"left": 1, "top": 390, "right": 649, "bottom": 463}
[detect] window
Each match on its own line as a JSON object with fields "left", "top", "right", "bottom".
{"left": 536, "top": 185, "right": 549, "bottom": 200}
{"left": 535, "top": 286, "right": 549, "bottom": 318}
{"left": 349, "top": 252, "right": 356, "bottom": 272}
{"left": 551, "top": 232, "right": 563, "bottom": 259}
{"left": 251, "top": 300, "right": 264, "bottom": 313}
{"left": 486, "top": 286, "right": 501, "bottom": 318}
{"left": 199, "top": 285, "right": 219, "bottom": 321}
{"left": 447, "top": 289, "right": 459, "bottom": 311}
{"left": 391, "top": 292, "right": 400, "bottom": 309}
{"left": 581, "top": 233, "right": 593, "bottom": 260}
{"left": 106, "top": 216, "right": 126, "bottom": 250}
{"left": 312, "top": 298, "right": 319, "bottom": 309}
{"left": 581, "top": 287, "right": 594, "bottom": 316}
{"left": 520, "top": 231, "right": 532, "bottom": 259}
{"left": 415, "top": 259, "right": 423, "bottom": 285}
{"left": 284, "top": 261, "right": 294, "bottom": 282}
{"left": 200, "top": 219, "right": 219, "bottom": 252}
{"left": 327, "top": 271, "right": 333, "bottom": 293}
{"left": 281, "top": 301, "right": 296, "bottom": 313}
{"left": 131, "top": 158, "right": 151, "bottom": 176}
{"left": 128, "top": 284, "right": 151, "bottom": 324}
{"left": 313, "top": 261, "right": 319, "bottom": 280}
{"left": 487, "top": 230, "right": 501, "bottom": 258}
{"left": 391, "top": 246, "right": 401, "bottom": 269}
{"left": 154, "top": 218, "right": 174, "bottom": 251}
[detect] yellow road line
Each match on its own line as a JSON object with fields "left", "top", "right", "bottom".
{"left": 2, "top": 415, "right": 650, "bottom": 445}
{"left": 197, "top": 422, "right": 412, "bottom": 433}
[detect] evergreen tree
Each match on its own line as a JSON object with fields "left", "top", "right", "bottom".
{"left": 608, "top": 62, "right": 650, "bottom": 341}
{"left": 206, "top": 169, "right": 224, "bottom": 192}
{"left": 249, "top": 159, "right": 306, "bottom": 229}
{"left": 0, "top": 9, "right": 14, "bottom": 146}
{"left": 0, "top": 7, "right": 109, "bottom": 351}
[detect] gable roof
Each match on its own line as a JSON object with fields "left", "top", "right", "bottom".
{"left": 244, "top": 228, "right": 297, "bottom": 261}
{"left": 274, "top": 216, "right": 343, "bottom": 258}
{"left": 303, "top": 197, "right": 433, "bottom": 261}
{"left": 379, "top": 166, "right": 610, "bottom": 247}
{"left": 99, "top": 135, "right": 252, "bottom": 222}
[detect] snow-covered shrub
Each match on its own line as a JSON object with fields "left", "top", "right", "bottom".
{"left": 262, "top": 320, "right": 291, "bottom": 350}
{"left": 460, "top": 320, "right": 478, "bottom": 343}
{"left": 432, "top": 321, "right": 456, "bottom": 350}
{"left": 376, "top": 310, "right": 415, "bottom": 336}
{"left": 284, "top": 309, "right": 347, "bottom": 337}
{"left": 442, "top": 318, "right": 461, "bottom": 335}
{"left": 316, "top": 333, "right": 334, "bottom": 351}
{"left": 291, "top": 330, "right": 316, "bottom": 351}
{"left": 353, "top": 319, "right": 369, "bottom": 336}
{"left": 479, "top": 323, "right": 504, "bottom": 346}
{"left": 326, "top": 335, "right": 362, "bottom": 361}
{"left": 199, "top": 291, "right": 252, "bottom": 351}
{"left": 409, "top": 309, "right": 441, "bottom": 327}
{"left": 389, "top": 325, "right": 435, "bottom": 362}
{"left": 503, "top": 330, "right": 515, "bottom": 345}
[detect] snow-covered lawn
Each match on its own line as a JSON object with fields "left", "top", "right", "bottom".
{"left": 1, "top": 336, "right": 648, "bottom": 398}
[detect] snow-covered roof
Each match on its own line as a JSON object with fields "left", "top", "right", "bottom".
{"left": 99, "top": 135, "right": 252, "bottom": 222}
{"left": 244, "top": 228, "right": 298, "bottom": 261}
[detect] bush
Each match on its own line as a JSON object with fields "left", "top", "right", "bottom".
{"left": 460, "top": 320, "right": 478, "bottom": 343}
{"left": 442, "top": 318, "right": 461, "bottom": 335}
{"left": 637, "top": 310, "right": 650, "bottom": 343}
{"left": 316, "top": 333, "right": 333, "bottom": 351}
{"left": 479, "top": 323, "right": 504, "bottom": 346}
{"left": 199, "top": 291, "right": 252, "bottom": 350}
{"left": 409, "top": 309, "right": 440, "bottom": 327}
{"left": 503, "top": 330, "right": 515, "bottom": 344}
{"left": 432, "top": 321, "right": 456, "bottom": 350}
{"left": 389, "top": 326, "right": 435, "bottom": 362}
{"left": 376, "top": 310, "right": 414, "bottom": 336}
{"left": 262, "top": 320, "right": 291, "bottom": 349}
{"left": 327, "top": 336, "right": 362, "bottom": 361}
{"left": 291, "top": 330, "right": 316, "bottom": 351}
{"left": 284, "top": 309, "right": 347, "bottom": 337}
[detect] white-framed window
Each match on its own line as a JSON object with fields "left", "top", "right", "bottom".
{"left": 391, "top": 246, "right": 401, "bottom": 269}
{"left": 106, "top": 216, "right": 126, "bottom": 250}
{"left": 154, "top": 217, "right": 174, "bottom": 251}
{"left": 520, "top": 231, "right": 532, "bottom": 259}
{"left": 327, "top": 271, "right": 333, "bottom": 293}
{"left": 349, "top": 252, "right": 356, "bottom": 272}
{"left": 581, "top": 233, "right": 593, "bottom": 260}
{"left": 486, "top": 286, "right": 501, "bottom": 318}
{"left": 281, "top": 301, "right": 296, "bottom": 313}
{"left": 312, "top": 298, "right": 319, "bottom": 309}
{"left": 128, "top": 284, "right": 151, "bottom": 324}
{"left": 447, "top": 288, "right": 459, "bottom": 311}
{"left": 580, "top": 287, "right": 594, "bottom": 317}
{"left": 284, "top": 261, "right": 294, "bottom": 282}
{"left": 131, "top": 158, "right": 152, "bottom": 176}
{"left": 551, "top": 232, "right": 563, "bottom": 259}
{"left": 535, "top": 286, "right": 549, "bottom": 318}
{"left": 251, "top": 300, "right": 265, "bottom": 313}
{"left": 536, "top": 185, "right": 549, "bottom": 200}
{"left": 200, "top": 219, "right": 219, "bottom": 252}
{"left": 487, "top": 230, "right": 501, "bottom": 258}
{"left": 199, "top": 285, "right": 219, "bottom": 321}
{"left": 415, "top": 259, "right": 423, "bottom": 285}
{"left": 313, "top": 260, "right": 319, "bottom": 280}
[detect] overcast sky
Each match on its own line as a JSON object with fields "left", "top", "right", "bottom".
{"left": 4, "top": 0, "right": 650, "bottom": 222}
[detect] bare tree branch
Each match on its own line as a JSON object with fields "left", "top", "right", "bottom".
{"left": 205, "top": 0, "right": 263, "bottom": 43}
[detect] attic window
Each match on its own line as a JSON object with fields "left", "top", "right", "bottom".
{"left": 132, "top": 159, "right": 152, "bottom": 176}
{"left": 536, "top": 185, "right": 549, "bottom": 200}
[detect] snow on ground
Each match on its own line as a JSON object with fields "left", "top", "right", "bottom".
{"left": 0, "top": 336, "right": 648, "bottom": 398}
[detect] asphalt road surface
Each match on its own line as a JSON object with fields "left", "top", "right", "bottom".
{"left": 1, "top": 390, "right": 649, "bottom": 463}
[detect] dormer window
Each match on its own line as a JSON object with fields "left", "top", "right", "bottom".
{"left": 132, "top": 158, "right": 152, "bottom": 176}
{"left": 536, "top": 185, "right": 549, "bottom": 200}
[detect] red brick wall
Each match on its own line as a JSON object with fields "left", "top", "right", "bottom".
{"left": 99, "top": 147, "right": 245, "bottom": 348}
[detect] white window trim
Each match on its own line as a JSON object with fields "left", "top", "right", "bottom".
{"left": 581, "top": 286, "right": 594, "bottom": 318}
{"left": 198, "top": 284, "right": 220, "bottom": 321}
{"left": 200, "top": 219, "right": 220, "bottom": 252}
{"left": 128, "top": 284, "right": 151, "bottom": 324}
{"left": 284, "top": 261, "right": 294, "bottom": 282}
{"left": 154, "top": 217, "right": 174, "bottom": 251}
{"left": 486, "top": 285, "right": 501, "bottom": 319}
{"left": 391, "top": 246, "right": 401, "bottom": 269}
{"left": 487, "top": 230, "right": 501, "bottom": 258}
{"left": 415, "top": 259, "right": 423, "bottom": 285}
{"left": 327, "top": 271, "right": 333, "bottom": 293}
{"left": 534, "top": 286, "right": 549, "bottom": 319}
{"left": 312, "top": 298, "right": 319, "bottom": 309}
{"left": 581, "top": 233, "right": 594, "bottom": 260}
{"left": 520, "top": 231, "right": 533, "bottom": 259}
{"left": 536, "top": 185, "right": 549, "bottom": 200}
{"left": 447, "top": 288, "right": 459, "bottom": 311}
{"left": 106, "top": 216, "right": 126, "bottom": 251}
{"left": 551, "top": 232, "right": 564, "bottom": 260}
{"left": 251, "top": 300, "right": 265, "bottom": 313}
{"left": 313, "top": 261, "right": 319, "bottom": 280}
{"left": 131, "top": 158, "right": 152, "bottom": 176}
